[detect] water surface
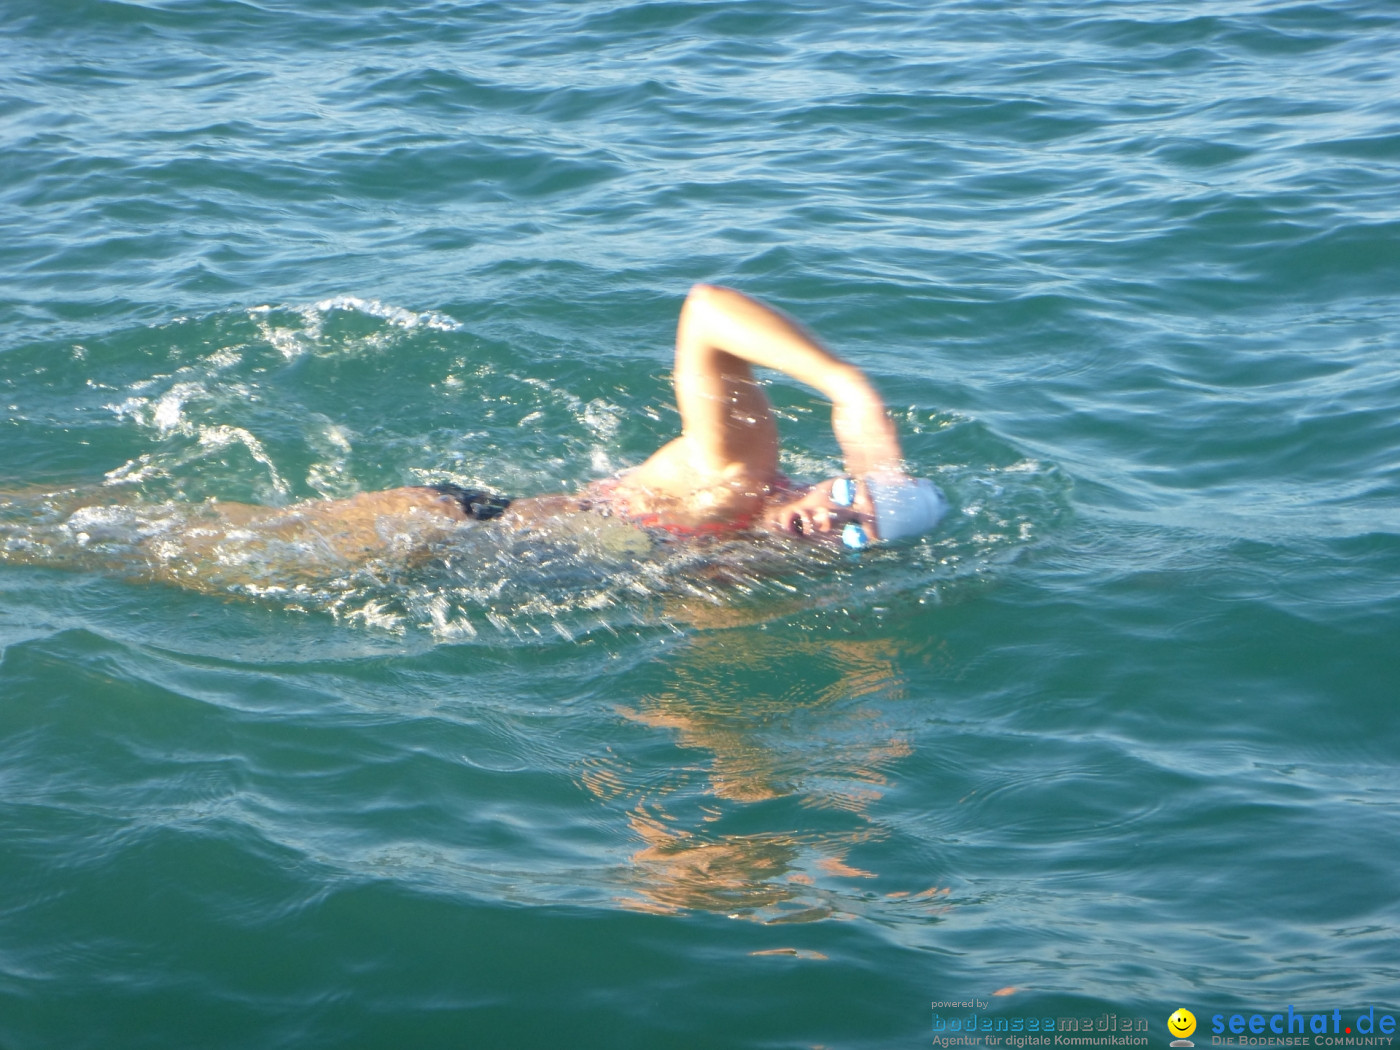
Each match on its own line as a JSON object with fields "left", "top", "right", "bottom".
{"left": 2, "top": 1, "right": 1398, "bottom": 1047}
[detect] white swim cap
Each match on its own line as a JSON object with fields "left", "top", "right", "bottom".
{"left": 866, "top": 475, "right": 948, "bottom": 543}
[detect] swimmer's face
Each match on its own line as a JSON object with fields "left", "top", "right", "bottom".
{"left": 765, "top": 478, "right": 879, "bottom": 544}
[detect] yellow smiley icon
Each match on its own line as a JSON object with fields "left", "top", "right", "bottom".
{"left": 1168, "top": 1009, "right": 1197, "bottom": 1039}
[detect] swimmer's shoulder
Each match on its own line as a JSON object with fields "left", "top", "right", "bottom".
{"left": 606, "top": 466, "right": 782, "bottom": 533}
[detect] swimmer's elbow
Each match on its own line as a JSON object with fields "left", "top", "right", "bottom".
{"left": 678, "top": 284, "right": 726, "bottom": 359}
{"left": 683, "top": 283, "right": 718, "bottom": 325}
{"left": 685, "top": 282, "right": 742, "bottom": 315}
{"left": 681, "top": 284, "right": 753, "bottom": 347}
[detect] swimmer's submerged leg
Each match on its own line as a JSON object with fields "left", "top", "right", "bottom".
{"left": 0, "top": 485, "right": 497, "bottom": 594}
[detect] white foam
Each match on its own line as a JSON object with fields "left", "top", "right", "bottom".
{"left": 310, "top": 296, "right": 462, "bottom": 332}
{"left": 196, "top": 425, "right": 290, "bottom": 496}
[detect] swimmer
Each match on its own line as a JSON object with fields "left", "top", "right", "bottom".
{"left": 271, "top": 283, "right": 947, "bottom": 555}
{"left": 3, "top": 285, "right": 947, "bottom": 583}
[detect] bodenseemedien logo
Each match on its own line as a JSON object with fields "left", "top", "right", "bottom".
{"left": 929, "top": 1005, "right": 1151, "bottom": 1046}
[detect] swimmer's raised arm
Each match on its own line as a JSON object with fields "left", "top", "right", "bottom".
{"left": 671, "top": 283, "right": 904, "bottom": 480}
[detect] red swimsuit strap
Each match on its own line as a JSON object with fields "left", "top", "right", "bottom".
{"left": 584, "top": 473, "right": 789, "bottom": 536}
{"left": 628, "top": 510, "right": 757, "bottom": 537}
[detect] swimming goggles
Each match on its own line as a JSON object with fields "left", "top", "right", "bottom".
{"left": 829, "top": 477, "right": 870, "bottom": 550}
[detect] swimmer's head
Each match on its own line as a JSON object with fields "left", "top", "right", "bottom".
{"left": 765, "top": 474, "right": 947, "bottom": 548}
{"left": 859, "top": 474, "right": 948, "bottom": 548}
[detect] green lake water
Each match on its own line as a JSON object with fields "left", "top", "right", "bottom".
{"left": 2, "top": 1, "right": 1398, "bottom": 1047}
